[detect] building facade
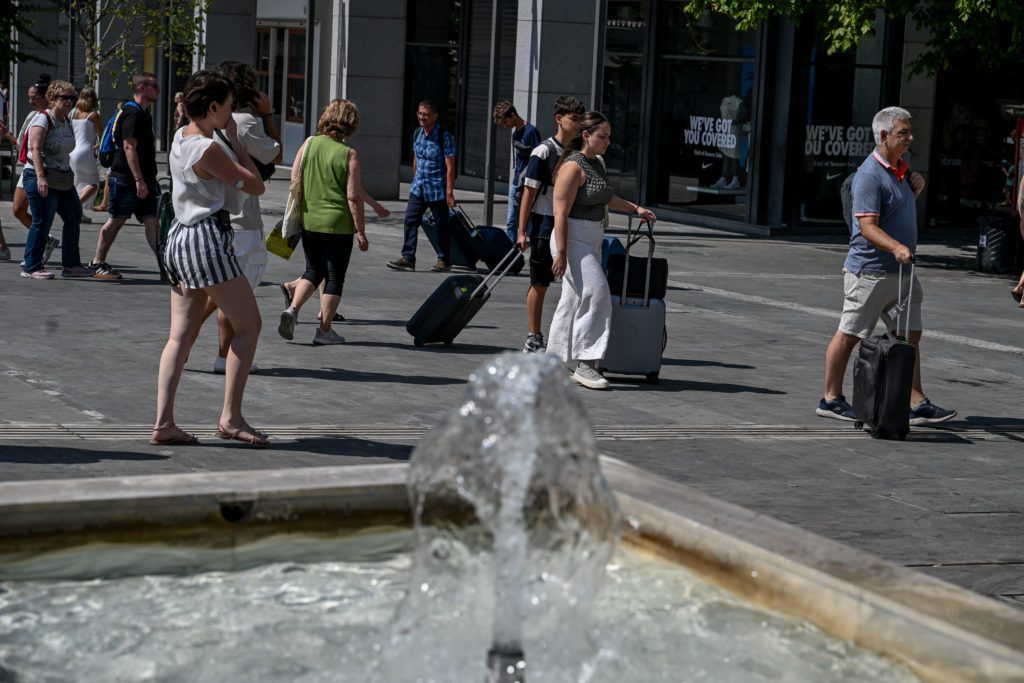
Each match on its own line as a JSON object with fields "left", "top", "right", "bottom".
{"left": 7, "top": 0, "right": 1022, "bottom": 235}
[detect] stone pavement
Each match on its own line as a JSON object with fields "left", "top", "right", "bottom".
{"left": 1, "top": 165, "right": 1023, "bottom": 609}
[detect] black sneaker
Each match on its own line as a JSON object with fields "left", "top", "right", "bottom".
{"left": 429, "top": 259, "right": 451, "bottom": 273}
{"left": 816, "top": 395, "right": 857, "bottom": 421}
{"left": 386, "top": 257, "right": 415, "bottom": 272}
{"left": 909, "top": 398, "right": 956, "bottom": 426}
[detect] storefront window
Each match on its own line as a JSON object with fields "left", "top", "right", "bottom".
{"left": 601, "top": 0, "right": 648, "bottom": 198}
{"left": 648, "top": 3, "right": 757, "bottom": 219}
{"left": 798, "top": 14, "right": 888, "bottom": 224}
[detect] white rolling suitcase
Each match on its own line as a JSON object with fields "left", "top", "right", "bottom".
{"left": 602, "top": 217, "right": 667, "bottom": 383}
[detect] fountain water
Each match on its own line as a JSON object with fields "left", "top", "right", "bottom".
{"left": 385, "top": 352, "right": 620, "bottom": 681}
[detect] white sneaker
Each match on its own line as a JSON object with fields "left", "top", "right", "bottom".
{"left": 572, "top": 361, "right": 609, "bottom": 390}
{"left": 724, "top": 177, "right": 741, "bottom": 190}
{"left": 213, "top": 356, "right": 260, "bottom": 374}
{"left": 709, "top": 177, "right": 728, "bottom": 190}
{"left": 313, "top": 328, "right": 346, "bottom": 345}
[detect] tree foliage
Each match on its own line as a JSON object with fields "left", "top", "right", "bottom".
{"left": 682, "top": 1, "right": 1024, "bottom": 74}
{"left": 1, "top": 2, "right": 60, "bottom": 67}
{"left": 65, "top": 0, "right": 212, "bottom": 87}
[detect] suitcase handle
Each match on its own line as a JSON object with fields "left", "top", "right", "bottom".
{"left": 894, "top": 259, "right": 914, "bottom": 339}
{"left": 471, "top": 246, "right": 523, "bottom": 298}
{"left": 621, "top": 216, "right": 656, "bottom": 307}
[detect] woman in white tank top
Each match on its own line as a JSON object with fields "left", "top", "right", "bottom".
{"left": 154, "top": 70, "right": 267, "bottom": 448}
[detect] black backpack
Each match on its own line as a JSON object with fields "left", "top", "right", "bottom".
{"left": 514, "top": 138, "right": 560, "bottom": 206}
{"left": 840, "top": 173, "right": 856, "bottom": 233}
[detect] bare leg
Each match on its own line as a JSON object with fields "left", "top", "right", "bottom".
{"left": 78, "top": 184, "right": 97, "bottom": 206}
{"left": 13, "top": 187, "right": 30, "bottom": 229}
{"left": 218, "top": 309, "right": 234, "bottom": 358}
{"left": 204, "top": 276, "right": 264, "bottom": 440}
{"left": 823, "top": 329, "right": 860, "bottom": 400}
{"left": 526, "top": 285, "right": 548, "bottom": 334}
{"left": 95, "top": 180, "right": 110, "bottom": 212}
{"left": 154, "top": 286, "right": 211, "bottom": 441}
{"left": 92, "top": 216, "right": 128, "bottom": 264}
{"left": 290, "top": 277, "right": 320, "bottom": 315}
{"left": 319, "top": 294, "right": 342, "bottom": 332}
{"left": 143, "top": 217, "right": 160, "bottom": 256}
{"left": 906, "top": 330, "right": 926, "bottom": 406}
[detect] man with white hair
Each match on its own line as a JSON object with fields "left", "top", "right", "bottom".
{"left": 816, "top": 106, "right": 956, "bottom": 426}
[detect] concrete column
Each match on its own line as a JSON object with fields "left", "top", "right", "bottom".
{"left": 899, "top": 22, "right": 937, "bottom": 229}
{"left": 337, "top": 0, "right": 406, "bottom": 200}
{"left": 512, "top": 0, "right": 599, "bottom": 134}
{"left": 204, "top": 0, "right": 258, "bottom": 67}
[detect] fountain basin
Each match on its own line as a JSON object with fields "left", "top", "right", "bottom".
{"left": 1, "top": 460, "right": 1022, "bottom": 682}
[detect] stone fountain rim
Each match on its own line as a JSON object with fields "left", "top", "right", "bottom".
{"left": 0, "top": 459, "right": 1021, "bottom": 683}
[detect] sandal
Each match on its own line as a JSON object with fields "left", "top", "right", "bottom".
{"left": 280, "top": 283, "right": 293, "bottom": 308}
{"left": 216, "top": 423, "right": 270, "bottom": 448}
{"left": 1012, "top": 289, "right": 1023, "bottom": 304}
{"left": 151, "top": 425, "right": 200, "bottom": 446}
{"left": 316, "top": 311, "right": 345, "bottom": 323}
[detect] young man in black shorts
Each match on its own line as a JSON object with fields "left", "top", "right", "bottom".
{"left": 515, "top": 95, "right": 585, "bottom": 352}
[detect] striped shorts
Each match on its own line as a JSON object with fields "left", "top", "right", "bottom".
{"left": 163, "top": 215, "right": 243, "bottom": 290}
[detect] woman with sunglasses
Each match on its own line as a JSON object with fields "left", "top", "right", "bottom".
{"left": 21, "top": 80, "right": 92, "bottom": 279}
{"left": 0, "top": 80, "right": 58, "bottom": 263}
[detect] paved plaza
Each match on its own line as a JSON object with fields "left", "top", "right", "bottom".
{"left": 1, "top": 167, "right": 1023, "bottom": 609}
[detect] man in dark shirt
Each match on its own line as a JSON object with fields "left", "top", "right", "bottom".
{"left": 89, "top": 72, "right": 161, "bottom": 280}
{"left": 493, "top": 100, "right": 541, "bottom": 244}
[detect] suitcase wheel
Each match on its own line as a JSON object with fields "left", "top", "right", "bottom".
{"left": 444, "top": 339, "right": 454, "bottom": 347}
{"left": 646, "top": 372, "right": 660, "bottom": 384}
{"left": 413, "top": 337, "right": 424, "bottom": 348}
{"left": 854, "top": 421, "right": 864, "bottom": 430}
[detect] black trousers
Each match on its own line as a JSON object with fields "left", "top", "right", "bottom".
{"left": 300, "top": 230, "right": 354, "bottom": 296}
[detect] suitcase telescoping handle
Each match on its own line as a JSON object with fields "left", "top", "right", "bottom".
{"left": 470, "top": 246, "right": 523, "bottom": 298}
{"left": 621, "top": 216, "right": 656, "bottom": 307}
{"left": 894, "top": 258, "right": 914, "bottom": 339}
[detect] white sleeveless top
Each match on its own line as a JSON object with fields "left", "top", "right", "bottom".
{"left": 169, "top": 128, "right": 244, "bottom": 226}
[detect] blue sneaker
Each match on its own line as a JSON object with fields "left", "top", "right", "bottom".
{"left": 816, "top": 395, "right": 857, "bottom": 421}
{"left": 909, "top": 398, "right": 956, "bottom": 426}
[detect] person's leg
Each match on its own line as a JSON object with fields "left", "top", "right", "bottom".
{"left": 400, "top": 194, "right": 426, "bottom": 262}
{"left": 906, "top": 329, "right": 925, "bottom": 406}
{"left": 218, "top": 310, "right": 234, "bottom": 358}
{"left": 154, "top": 286, "right": 210, "bottom": 442}
{"left": 21, "top": 170, "right": 57, "bottom": 272}
{"left": 142, "top": 216, "right": 160, "bottom": 255}
{"left": 431, "top": 198, "right": 451, "bottom": 264}
{"left": 13, "top": 186, "right": 31, "bottom": 229}
{"left": 55, "top": 188, "right": 83, "bottom": 268}
{"left": 95, "top": 177, "right": 110, "bottom": 212}
{"left": 92, "top": 215, "right": 128, "bottom": 264}
{"left": 78, "top": 183, "right": 97, "bottom": 206}
{"left": 505, "top": 185, "right": 518, "bottom": 244}
{"left": 318, "top": 234, "right": 354, "bottom": 332}
{"left": 205, "top": 276, "right": 265, "bottom": 442}
{"left": 823, "top": 330, "right": 861, "bottom": 400}
{"left": 138, "top": 182, "right": 161, "bottom": 255}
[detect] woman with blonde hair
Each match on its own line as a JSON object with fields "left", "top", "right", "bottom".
{"left": 277, "top": 99, "right": 369, "bottom": 345}
{"left": 70, "top": 86, "right": 102, "bottom": 221}
{"left": 155, "top": 70, "right": 267, "bottom": 447}
{"left": 548, "top": 110, "right": 655, "bottom": 389}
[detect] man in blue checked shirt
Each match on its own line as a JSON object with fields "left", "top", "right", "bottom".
{"left": 387, "top": 100, "right": 458, "bottom": 272}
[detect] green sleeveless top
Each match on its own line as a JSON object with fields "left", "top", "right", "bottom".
{"left": 300, "top": 135, "right": 355, "bottom": 234}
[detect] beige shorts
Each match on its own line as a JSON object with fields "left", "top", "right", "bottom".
{"left": 230, "top": 228, "right": 268, "bottom": 290}
{"left": 838, "top": 269, "right": 923, "bottom": 338}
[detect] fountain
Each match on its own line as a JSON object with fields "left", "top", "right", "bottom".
{"left": 0, "top": 354, "right": 1022, "bottom": 681}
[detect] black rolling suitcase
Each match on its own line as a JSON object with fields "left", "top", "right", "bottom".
{"left": 423, "top": 207, "right": 478, "bottom": 270}
{"left": 852, "top": 262, "right": 917, "bottom": 440}
{"left": 453, "top": 204, "right": 525, "bottom": 275}
{"left": 406, "top": 247, "right": 521, "bottom": 347}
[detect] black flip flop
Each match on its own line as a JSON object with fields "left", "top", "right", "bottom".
{"left": 1013, "top": 289, "right": 1023, "bottom": 304}
{"left": 280, "top": 283, "right": 292, "bottom": 308}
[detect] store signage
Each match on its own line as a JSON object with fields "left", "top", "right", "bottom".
{"left": 684, "top": 116, "right": 737, "bottom": 148}
{"left": 804, "top": 125, "right": 874, "bottom": 158}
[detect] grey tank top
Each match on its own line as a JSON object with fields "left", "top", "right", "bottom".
{"left": 567, "top": 151, "right": 613, "bottom": 222}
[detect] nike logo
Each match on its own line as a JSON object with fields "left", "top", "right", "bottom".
{"left": 702, "top": 163, "right": 713, "bottom": 169}
{"left": 826, "top": 172, "right": 842, "bottom": 180}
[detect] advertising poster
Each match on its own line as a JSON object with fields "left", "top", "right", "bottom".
{"left": 801, "top": 123, "right": 874, "bottom": 221}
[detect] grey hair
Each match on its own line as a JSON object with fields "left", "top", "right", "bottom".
{"left": 872, "top": 107, "right": 912, "bottom": 146}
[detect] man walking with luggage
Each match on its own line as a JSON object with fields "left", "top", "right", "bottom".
{"left": 817, "top": 106, "right": 956, "bottom": 425}
{"left": 89, "top": 73, "right": 161, "bottom": 280}
{"left": 493, "top": 99, "right": 541, "bottom": 244}
{"left": 516, "top": 95, "right": 585, "bottom": 352}
{"left": 387, "top": 100, "right": 456, "bottom": 273}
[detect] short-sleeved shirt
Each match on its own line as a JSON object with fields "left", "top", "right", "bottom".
{"left": 521, "top": 137, "right": 563, "bottom": 238}
{"left": 110, "top": 102, "right": 157, "bottom": 184}
{"left": 300, "top": 135, "right": 355, "bottom": 235}
{"left": 214, "top": 109, "right": 281, "bottom": 230}
{"left": 510, "top": 122, "right": 541, "bottom": 187}
{"left": 27, "top": 111, "right": 74, "bottom": 171}
{"left": 170, "top": 129, "right": 243, "bottom": 226}
{"left": 409, "top": 125, "right": 455, "bottom": 202}
{"left": 846, "top": 150, "right": 917, "bottom": 275}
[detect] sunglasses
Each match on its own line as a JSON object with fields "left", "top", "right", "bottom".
{"left": 55, "top": 95, "right": 76, "bottom": 102}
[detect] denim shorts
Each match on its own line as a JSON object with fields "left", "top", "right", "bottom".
{"left": 109, "top": 177, "right": 158, "bottom": 222}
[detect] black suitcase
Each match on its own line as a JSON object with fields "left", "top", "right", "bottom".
{"left": 852, "top": 262, "right": 917, "bottom": 440}
{"left": 606, "top": 253, "right": 668, "bottom": 300}
{"left": 423, "top": 208, "right": 478, "bottom": 270}
{"left": 406, "top": 247, "right": 521, "bottom": 347}
{"left": 453, "top": 204, "right": 525, "bottom": 275}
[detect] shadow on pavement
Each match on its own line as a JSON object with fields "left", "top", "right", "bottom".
{"left": 271, "top": 436, "right": 412, "bottom": 460}
{"left": 609, "top": 378, "right": 786, "bottom": 394}
{"left": 0, "top": 445, "right": 169, "bottom": 464}
{"left": 253, "top": 366, "right": 465, "bottom": 385}
{"left": 662, "top": 357, "right": 755, "bottom": 370}
{"left": 334, "top": 318, "right": 409, "bottom": 327}
{"left": 347, "top": 340, "right": 511, "bottom": 355}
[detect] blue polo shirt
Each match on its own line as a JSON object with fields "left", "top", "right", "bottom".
{"left": 846, "top": 150, "right": 917, "bottom": 275}
{"left": 410, "top": 125, "right": 456, "bottom": 202}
